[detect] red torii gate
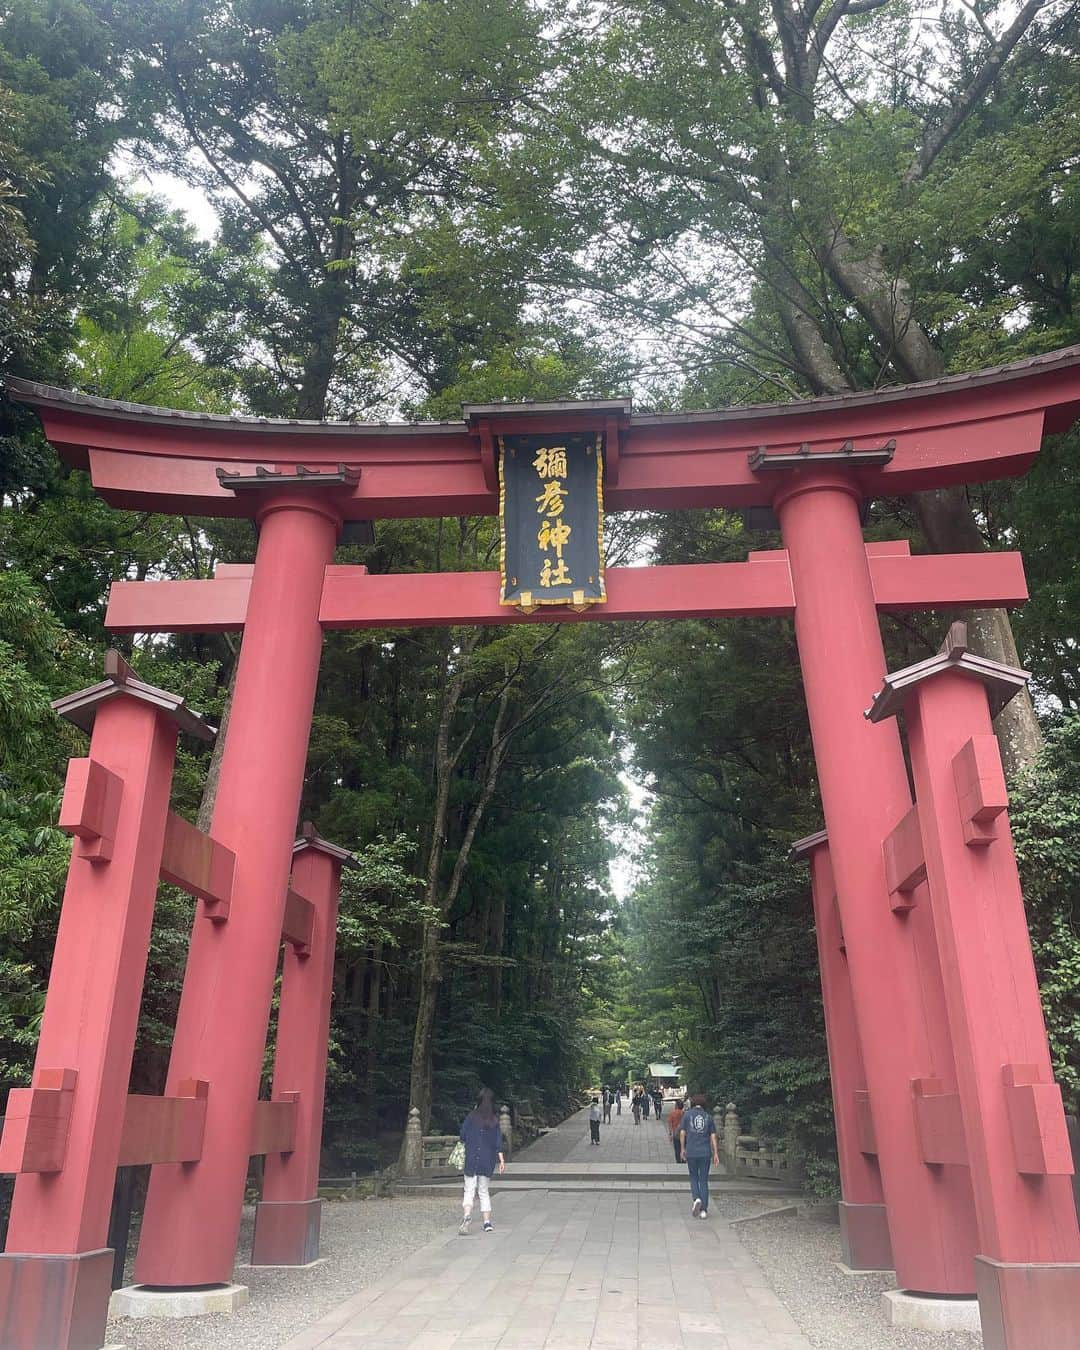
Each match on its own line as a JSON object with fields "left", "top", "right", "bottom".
{"left": 2, "top": 347, "right": 1080, "bottom": 1350}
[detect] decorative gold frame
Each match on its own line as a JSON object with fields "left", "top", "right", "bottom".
{"left": 498, "top": 433, "right": 607, "bottom": 611}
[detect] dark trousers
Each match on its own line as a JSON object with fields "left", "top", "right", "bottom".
{"left": 687, "top": 1155, "right": 712, "bottom": 1211}
{"left": 590, "top": 1119, "right": 600, "bottom": 1144}
{"left": 672, "top": 1137, "right": 681, "bottom": 1164}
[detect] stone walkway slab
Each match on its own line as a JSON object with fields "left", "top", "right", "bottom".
{"left": 280, "top": 1190, "right": 813, "bottom": 1350}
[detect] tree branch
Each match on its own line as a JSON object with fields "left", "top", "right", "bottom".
{"left": 904, "top": 0, "right": 1052, "bottom": 186}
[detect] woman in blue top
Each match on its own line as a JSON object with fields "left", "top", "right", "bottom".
{"left": 458, "top": 1087, "right": 506, "bottom": 1234}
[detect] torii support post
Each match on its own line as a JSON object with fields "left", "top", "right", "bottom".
{"left": 0, "top": 655, "right": 211, "bottom": 1350}
{"left": 250, "top": 827, "right": 351, "bottom": 1267}
{"left": 869, "top": 628, "right": 1080, "bottom": 1350}
{"left": 135, "top": 487, "right": 341, "bottom": 1289}
{"left": 773, "top": 468, "right": 980, "bottom": 1296}
{"left": 791, "top": 832, "right": 892, "bottom": 1272}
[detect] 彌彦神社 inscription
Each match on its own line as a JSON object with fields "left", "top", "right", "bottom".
{"left": 498, "top": 432, "right": 606, "bottom": 611}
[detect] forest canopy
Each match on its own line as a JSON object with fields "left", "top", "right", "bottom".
{"left": 1, "top": 0, "right": 1079, "bottom": 1189}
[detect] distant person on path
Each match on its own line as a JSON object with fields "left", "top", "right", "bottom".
{"left": 680, "top": 1093, "right": 720, "bottom": 1219}
{"left": 602, "top": 1088, "right": 612, "bottom": 1124}
{"left": 632, "top": 1090, "right": 642, "bottom": 1125}
{"left": 653, "top": 1089, "right": 664, "bottom": 1120}
{"left": 458, "top": 1087, "right": 506, "bottom": 1235}
{"left": 642, "top": 1089, "right": 651, "bottom": 1120}
{"left": 589, "top": 1096, "right": 602, "bottom": 1145}
{"left": 667, "top": 1098, "right": 685, "bottom": 1164}
{"left": 615, "top": 1089, "right": 622, "bottom": 1115}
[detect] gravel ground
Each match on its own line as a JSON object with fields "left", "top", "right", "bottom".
{"left": 107, "top": 1192, "right": 462, "bottom": 1349}
{"left": 733, "top": 1207, "right": 983, "bottom": 1350}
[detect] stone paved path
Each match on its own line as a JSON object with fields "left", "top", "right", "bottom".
{"left": 516, "top": 1102, "right": 682, "bottom": 1165}
{"left": 282, "top": 1106, "right": 812, "bottom": 1350}
{"left": 281, "top": 1191, "right": 811, "bottom": 1350}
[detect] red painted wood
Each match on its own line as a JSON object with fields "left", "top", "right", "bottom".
{"left": 57, "top": 757, "right": 122, "bottom": 863}
{"left": 913, "top": 1081, "right": 968, "bottom": 1166}
{"left": 117, "top": 1084, "right": 208, "bottom": 1166}
{"left": 281, "top": 887, "right": 315, "bottom": 955}
{"left": 1001, "top": 1068, "right": 1074, "bottom": 1176}
{"left": 852, "top": 1091, "right": 877, "bottom": 1156}
{"left": 806, "top": 842, "right": 892, "bottom": 1270}
{"left": 135, "top": 494, "right": 338, "bottom": 1289}
{"left": 103, "top": 550, "right": 1029, "bottom": 635}
{"left": 29, "top": 373, "right": 1075, "bottom": 518}
{"left": 253, "top": 845, "right": 343, "bottom": 1264}
{"left": 250, "top": 1097, "right": 298, "bottom": 1156}
{"left": 159, "top": 811, "right": 235, "bottom": 913}
{"left": 953, "top": 735, "right": 1010, "bottom": 846}
{"left": 0, "top": 1073, "right": 77, "bottom": 1173}
{"left": 776, "top": 471, "right": 979, "bottom": 1295}
{"left": 3, "top": 693, "right": 178, "bottom": 1255}
{"left": 902, "top": 669, "right": 1080, "bottom": 1266}
{"left": 882, "top": 804, "right": 927, "bottom": 906}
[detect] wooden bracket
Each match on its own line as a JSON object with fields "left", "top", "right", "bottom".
{"left": 160, "top": 811, "right": 235, "bottom": 920}
{"left": 853, "top": 1089, "right": 877, "bottom": 1155}
{"left": 282, "top": 887, "right": 315, "bottom": 956}
{"left": 882, "top": 804, "right": 926, "bottom": 910}
{"left": 118, "top": 1079, "right": 209, "bottom": 1166}
{"left": 0, "top": 1067, "right": 78, "bottom": 1173}
{"left": 1002, "top": 1064, "right": 1075, "bottom": 1175}
{"left": 912, "top": 1078, "right": 967, "bottom": 1166}
{"left": 58, "top": 757, "right": 123, "bottom": 863}
{"left": 953, "top": 735, "right": 1009, "bottom": 847}
{"left": 251, "top": 1092, "right": 299, "bottom": 1155}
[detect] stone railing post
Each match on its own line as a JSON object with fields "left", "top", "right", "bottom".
{"left": 724, "top": 1102, "right": 740, "bottom": 1170}
{"left": 401, "top": 1107, "right": 423, "bottom": 1176}
{"left": 712, "top": 1103, "right": 724, "bottom": 1150}
{"left": 499, "top": 1104, "right": 513, "bottom": 1160}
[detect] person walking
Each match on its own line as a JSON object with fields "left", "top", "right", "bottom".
{"left": 589, "top": 1096, "right": 602, "bottom": 1145}
{"left": 615, "top": 1088, "right": 622, "bottom": 1116}
{"left": 667, "top": 1098, "right": 685, "bottom": 1164}
{"left": 653, "top": 1088, "right": 664, "bottom": 1121}
{"left": 642, "top": 1089, "right": 651, "bottom": 1120}
{"left": 679, "top": 1093, "right": 720, "bottom": 1219}
{"left": 632, "top": 1089, "right": 642, "bottom": 1125}
{"left": 602, "top": 1088, "right": 612, "bottom": 1124}
{"left": 458, "top": 1087, "right": 506, "bottom": 1235}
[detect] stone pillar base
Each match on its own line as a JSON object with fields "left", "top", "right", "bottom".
{"left": 975, "top": 1254, "right": 1080, "bottom": 1350}
{"left": 250, "top": 1197, "right": 322, "bottom": 1266}
{"left": 882, "top": 1290, "right": 980, "bottom": 1332}
{"left": 838, "top": 1201, "right": 893, "bottom": 1272}
{"left": 0, "top": 1247, "right": 114, "bottom": 1350}
{"left": 108, "top": 1283, "right": 249, "bottom": 1319}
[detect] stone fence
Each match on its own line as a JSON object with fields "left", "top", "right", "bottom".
{"left": 400, "top": 1102, "right": 518, "bottom": 1178}
{"left": 714, "top": 1102, "right": 803, "bottom": 1185}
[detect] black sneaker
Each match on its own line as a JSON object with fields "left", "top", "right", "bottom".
{"left": 483, "top": 1220, "right": 493, "bottom": 1232}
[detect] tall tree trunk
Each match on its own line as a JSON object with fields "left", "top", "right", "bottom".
{"left": 813, "top": 223, "right": 1044, "bottom": 771}
{"left": 913, "top": 488, "right": 1043, "bottom": 774}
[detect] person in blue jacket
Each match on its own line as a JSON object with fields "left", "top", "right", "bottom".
{"left": 458, "top": 1087, "right": 506, "bottom": 1234}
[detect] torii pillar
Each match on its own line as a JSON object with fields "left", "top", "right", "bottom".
{"left": 0, "top": 655, "right": 213, "bottom": 1350}
{"left": 868, "top": 627, "right": 1080, "bottom": 1348}
{"left": 250, "top": 824, "right": 353, "bottom": 1267}
{"left": 769, "top": 458, "right": 979, "bottom": 1296}
{"left": 135, "top": 480, "right": 344, "bottom": 1288}
{"left": 790, "top": 831, "right": 893, "bottom": 1272}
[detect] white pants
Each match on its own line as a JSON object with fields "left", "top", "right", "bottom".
{"left": 462, "top": 1173, "right": 492, "bottom": 1214}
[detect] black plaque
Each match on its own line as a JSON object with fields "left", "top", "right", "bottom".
{"left": 499, "top": 432, "right": 606, "bottom": 609}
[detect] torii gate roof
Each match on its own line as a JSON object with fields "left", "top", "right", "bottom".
{"left": 8, "top": 344, "right": 1080, "bottom": 520}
